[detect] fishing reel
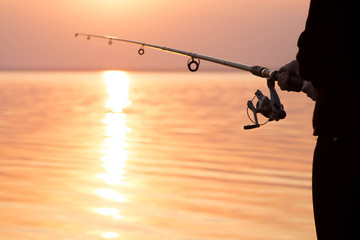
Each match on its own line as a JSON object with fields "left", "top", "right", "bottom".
{"left": 244, "top": 79, "right": 286, "bottom": 130}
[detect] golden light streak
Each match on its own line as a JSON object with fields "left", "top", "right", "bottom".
{"left": 95, "top": 188, "right": 126, "bottom": 202}
{"left": 104, "top": 71, "right": 130, "bottom": 113}
{"left": 94, "top": 71, "right": 131, "bottom": 222}
{"left": 101, "top": 232, "right": 119, "bottom": 239}
{"left": 96, "top": 207, "right": 120, "bottom": 216}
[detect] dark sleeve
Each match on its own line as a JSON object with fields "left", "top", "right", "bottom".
{"left": 296, "top": 0, "right": 348, "bottom": 88}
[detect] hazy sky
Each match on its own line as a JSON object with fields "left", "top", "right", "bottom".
{"left": 0, "top": 0, "right": 310, "bottom": 71}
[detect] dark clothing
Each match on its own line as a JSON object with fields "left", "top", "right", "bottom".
{"left": 296, "top": 0, "right": 359, "bottom": 239}
{"left": 296, "top": 0, "right": 359, "bottom": 137}
{"left": 313, "top": 137, "right": 359, "bottom": 239}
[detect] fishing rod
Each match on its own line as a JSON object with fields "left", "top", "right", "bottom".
{"left": 75, "top": 33, "right": 301, "bottom": 129}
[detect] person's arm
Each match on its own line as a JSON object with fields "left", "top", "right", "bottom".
{"left": 277, "top": 60, "right": 317, "bottom": 101}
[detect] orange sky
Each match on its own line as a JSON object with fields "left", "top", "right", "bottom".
{"left": 0, "top": 0, "right": 310, "bottom": 71}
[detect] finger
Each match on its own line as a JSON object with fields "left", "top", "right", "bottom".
{"left": 278, "top": 72, "right": 288, "bottom": 83}
{"left": 278, "top": 72, "right": 289, "bottom": 90}
{"left": 277, "top": 72, "right": 285, "bottom": 89}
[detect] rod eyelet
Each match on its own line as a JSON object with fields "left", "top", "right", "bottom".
{"left": 187, "top": 58, "right": 200, "bottom": 72}
{"left": 138, "top": 46, "right": 145, "bottom": 55}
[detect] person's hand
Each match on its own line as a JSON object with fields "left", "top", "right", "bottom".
{"left": 278, "top": 60, "right": 303, "bottom": 92}
{"left": 279, "top": 60, "right": 298, "bottom": 75}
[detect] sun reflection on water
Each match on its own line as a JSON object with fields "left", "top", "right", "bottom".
{"left": 99, "top": 71, "right": 131, "bottom": 188}
{"left": 101, "top": 232, "right": 119, "bottom": 239}
{"left": 104, "top": 71, "right": 131, "bottom": 113}
{"left": 95, "top": 188, "right": 126, "bottom": 202}
{"left": 96, "top": 207, "right": 120, "bottom": 216}
{"left": 94, "top": 71, "right": 132, "bottom": 238}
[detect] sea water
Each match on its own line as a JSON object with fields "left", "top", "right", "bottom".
{"left": 0, "top": 71, "right": 316, "bottom": 239}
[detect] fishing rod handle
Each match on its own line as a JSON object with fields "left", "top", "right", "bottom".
{"left": 273, "top": 71, "right": 303, "bottom": 92}
{"left": 251, "top": 66, "right": 303, "bottom": 92}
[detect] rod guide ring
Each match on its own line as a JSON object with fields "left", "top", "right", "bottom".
{"left": 138, "top": 46, "right": 145, "bottom": 55}
{"left": 187, "top": 58, "right": 200, "bottom": 72}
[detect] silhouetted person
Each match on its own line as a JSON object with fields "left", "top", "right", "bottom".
{"left": 277, "top": 1, "right": 359, "bottom": 239}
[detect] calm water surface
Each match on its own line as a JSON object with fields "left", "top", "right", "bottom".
{"left": 0, "top": 71, "right": 316, "bottom": 239}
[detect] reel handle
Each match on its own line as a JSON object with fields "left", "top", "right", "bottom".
{"left": 243, "top": 100, "right": 260, "bottom": 130}
{"left": 244, "top": 124, "right": 260, "bottom": 130}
